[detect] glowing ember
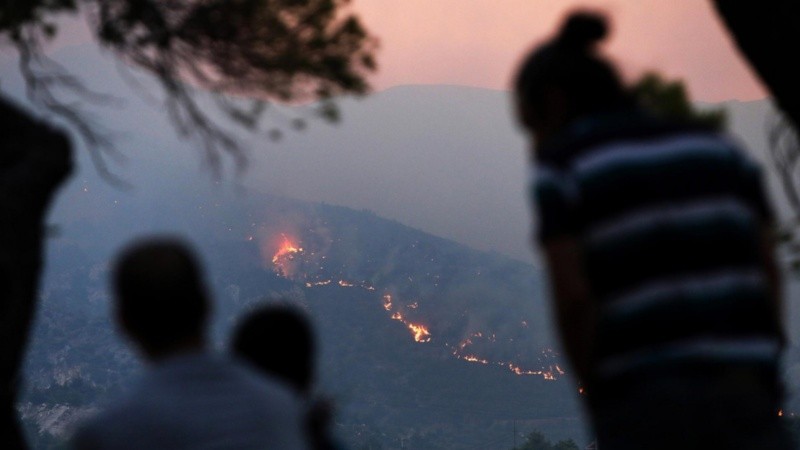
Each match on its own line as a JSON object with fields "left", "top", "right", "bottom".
{"left": 506, "top": 363, "right": 559, "bottom": 379}
{"left": 383, "top": 294, "right": 393, "bottom": 311}
{"left": 303, "top": 278, "right": 378, "bottom": 292}
{"left": 463, "top": 355, "right": 489, "bottom": 364}
{"left": 448, "top": 335, "right": 563, "bottom": 380}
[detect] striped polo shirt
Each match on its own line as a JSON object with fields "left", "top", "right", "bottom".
{"left": 531, "top": 109, "right": 782, "bottom": 386}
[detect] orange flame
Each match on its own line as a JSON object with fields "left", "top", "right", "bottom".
{"left": 408, "top": 323, "right": 431, "bottom": 342}
{"left": 271, "top": 234, "right": 303, "bottom": 278}
{"left": 272, "top": 234, "right": 302, "bottom": 264}
{"left": 388, "top": 303, "right": 431, "bottom": 343}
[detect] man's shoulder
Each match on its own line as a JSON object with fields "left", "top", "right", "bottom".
{"left": 70, "top": 354, "right": 305, "bottom": 449}
{"left": 70, "top": 393, "right": 156, "bottom": 449}
{"left": 215, "top": 355, "right": 298, "bottom": 399}
{"left": 161, "top": 352, "right": 301, "bottom": 415}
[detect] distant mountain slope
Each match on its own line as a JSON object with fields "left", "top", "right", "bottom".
{"left": 21, "top": 183, "right": 585, "bottom": 449}
{"left": 1, "top": 42, "right": 789, "bottom": 266}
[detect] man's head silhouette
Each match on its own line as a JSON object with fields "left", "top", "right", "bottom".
{"left": 112, "top": 237, "right": 210, "bottom": 361}
{"left": 232, "top": 304, "right": 316, "bottom": 393}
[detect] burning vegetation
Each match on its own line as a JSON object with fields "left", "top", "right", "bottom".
{"left": 447, "top": 333, "right": 564, "bottom": 379}
{"left": 382, "top": 295, "right": 431, "bottom": 343}
{"left": 268, "top": 231, "right": 561, "bottom": 380}
{"left": 271, "top": 234, "right": 303, "bottom": 277}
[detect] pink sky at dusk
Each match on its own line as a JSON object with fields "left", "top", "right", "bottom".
{"left": 2, "top": 0, "right": 769, "bottom": 104}
{"left": 353, "top": 0, "right": 768, "bottom": 103}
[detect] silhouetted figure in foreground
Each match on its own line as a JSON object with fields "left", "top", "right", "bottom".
{"left": 71, "top": 238, "right": 308, "bottom": 450}
{"left": 1, "top": 97, "right": 72, "bottom": 450}
{"left": 232, "top": 304, "right": 346, "bottom": 450}
{"left": 513, "top": 11, "right": 792, "bottom": 450}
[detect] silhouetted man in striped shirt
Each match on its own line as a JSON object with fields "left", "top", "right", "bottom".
{"left": 513, "top": 11, "right": 791, "bottom": 450}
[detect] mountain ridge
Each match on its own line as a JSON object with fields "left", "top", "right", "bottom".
{"left": 22, "top": 181, "right": 585, "bottom": 449}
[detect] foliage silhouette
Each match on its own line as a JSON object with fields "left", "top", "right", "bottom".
{"left": 1, "top": 0, "right": 378, "bottom": 177}
{"left": 710, "top": 1, "right": 800, "bottom": 270}
{"left": 511, "top": 430, "right": 580, "bottom": 450}
{"left": 631, "top": 71, "right": 726, "bottom": 131}
{"left": 1, "top": 1, "right": 376, "bottom": 448}
{"left": 0, "top": 97, "right": 72, "bottom": 450}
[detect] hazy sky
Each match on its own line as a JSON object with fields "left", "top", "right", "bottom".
{"left": 33, "top": 0, "right": 768, "bottom": 103}
{"left": 352, "top": 0, "right": 767, "bottom": 102}
{"left": 0, "top": 0, "right": 772, "bottom": 264}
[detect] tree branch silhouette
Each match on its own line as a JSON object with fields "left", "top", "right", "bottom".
{"left": 0, "top": 2, "right": 377, "bottom": 447}
{"left": 2, "top": 0, "right": 378, "bottom": 178}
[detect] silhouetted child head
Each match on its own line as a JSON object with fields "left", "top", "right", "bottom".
{"left": 232, "top": 304, "right": 316, "bottom": 393}
{"left": 113, "top": 236, "right": 210, "bottom": 360}
{"left": 513, "top": 10, "right": 632, "bottom": 144}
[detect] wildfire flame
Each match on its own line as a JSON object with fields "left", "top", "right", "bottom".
{"left": 272, "top": 234, "right": 302, "bottom": 264}
{"left": 450, "top": 336, "right": 563, "bottom": 380}
{"left": 508, "top": 363, "right": 557, "bottom": 379}
{"left": 407, "top": 323, "right": 432, "bottom": 343}
{"left": 385, "top": 297, "right": 431, "bottom": 343}
{"left": 267, "top": 232, "right": 562, "bottom": 377}
{"left": 271, "top": 234, "right": 303, "bottom": 278}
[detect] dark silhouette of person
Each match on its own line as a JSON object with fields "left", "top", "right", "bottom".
{"left": 512, "top": 10, "right": 792, "bottom": 450}
{"left": 232, "top": 304, "right": 346, "bottom": 450}
{"left": 1, "top": 97, "right": 72, "bottom": 450}
{"left": 71, "top": 237, "right": 309, "bottom": 450}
